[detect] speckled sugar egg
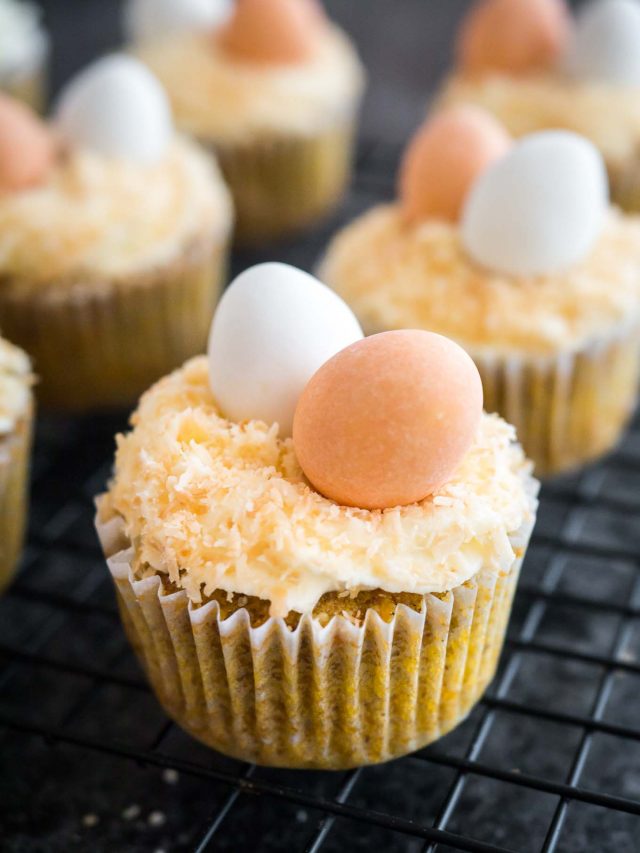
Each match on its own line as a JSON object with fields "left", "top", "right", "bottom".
{"left": 208, "top": 263, "right": 363, "bottom": 436}
{"left": 461, "top": 130, "right": 608, "bottom": 276}
{"left": 293, "top": 331, "right": 483, "bottom": 510}
{"left": 0, "top": 93, "right": 55, "bottom": 191}
{"left": 124, "top": 0, "right": 232, "bottom": 43}
{"left": 55, "top": 55, "right": 172, "bottom": 164}
{"left": 399, "top": 106, "right": 511, "bottom": 223}
{"left": 218, "top": 0, "right": 325, "bottom": 64}
{"left": 565, "top": 0, "right": 640, "bottom": 86}
{"left": 457, "top": 0, "right": 570, "bottom": 75}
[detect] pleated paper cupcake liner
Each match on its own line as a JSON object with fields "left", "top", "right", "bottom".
{"left": 607, "top": 155, "right": 640, "bottom": 214}
{"left": 471, "top": 318, "right": 640, "bottom": 477}
{"left": 0, "top": 407, "right": 33, "bottom": 591}
{"left": 208, "top": 117, "right": 357, "bottom": 246}
{"left": 0, "top": 235, "right": 229, "bottom": 411}
{"left": 96, "top": 496, "right": 535, "bottom": 770}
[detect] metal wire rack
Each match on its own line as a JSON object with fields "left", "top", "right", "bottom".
{"left": 2, "top": 139, "right": 640, "bottom": 853}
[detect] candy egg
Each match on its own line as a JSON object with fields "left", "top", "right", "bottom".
{"left": 0, "top": 94, "right": 55, "bottom": 192}
{"left": 461, "top": 131, "right": 608, "bottom": 276}
{"left": 565, "top": 0, "right": 640, "bottom": 86}
{"left": 293, "top": 331, "right": 483, "bottom": 510}
{"left": 208, "top": 263, "right": 363, "bottom": 436}
{"left": 218, "top": 0, "right": 324, "bottom": 64}
{"left": 457, "top": 0, "right": 570, "bottom": 75}
{"left": 124, "top": 0, "right": 232, "bottom": 42}
{"left": 399, "top": 106, "right": 511, "bottom": 223}
{"left": 54, "top": 55, "right": 172, "bottom": 164}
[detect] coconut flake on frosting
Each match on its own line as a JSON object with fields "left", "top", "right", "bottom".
{"left": 0, "top": 137, "right": 231, "bottom": 281}
{"left": 319, "top": 204, "right": 640, "bottom": 354}
{"left": 0, "top": 336, "right": 31, "bottom": 435}
{"left": 104, "top": 356, "right": 536, "bottom": 618}
{"left": 135, "top": 26, "right": 365, "bottom": 142}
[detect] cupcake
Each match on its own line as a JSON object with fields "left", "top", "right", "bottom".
{"left": 318, "top": 109, "right": 640, "bottom": 476}
{"left": 96, "top": 262, "right": 537, "bottom": 770}
{"left": 438, "top": 0, "right": 640, "bottom": 212}
{"left": 0, "top": 0, "right": 48, "bottom": 110}
{"left": 0, "top": 55, "right": 233, "bottom": 411}
{"left": 0, "top": 334, "right": 32, "bottom": 591}
{"left": 128, "top": 0, "right": 366, "bottom": 244}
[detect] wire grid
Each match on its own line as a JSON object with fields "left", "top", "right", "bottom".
{"left": 2, "top": 143, "right": 640, "bottom": 853}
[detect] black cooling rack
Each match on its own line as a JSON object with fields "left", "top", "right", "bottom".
{"left": 1, "top": 136, "right": 640, "bottom": 853}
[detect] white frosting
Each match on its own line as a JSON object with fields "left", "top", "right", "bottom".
{"left": 208, "top": 263, "right": 363, "bottom": 436}
{"left": 124, "top": 0, "right": 232, "bottom": 43}
{"left": 136, "top": 26, "right": 365, "bottom": 142}
{"left": 0, "top": 138, "right": 232, "bottom": 280}
{"left": 565, "top": 0, "right": 640, "bottom": 86}
{"left": 55, "top": 55, "right": 172, "bottom": 164}
{"left": 0, "top": 336, "right": 30, "bottom": 435}
{"left": 106, "top": 356, "right": 537, "bottom": 617}
{"left": 462, "top": 131, "right": 608, "bottom": 276}
{"left": 0, "top": 0, "right": 47, "bottom": 79}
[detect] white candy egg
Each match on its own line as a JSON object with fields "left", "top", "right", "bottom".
{"left": 461, "top": 131, "right": 608, "bottom": 277}
{"left": 55, "top": 55, "right": 172, "bottom": 164}
{"left": 124, "top": 0, "right": 232, "bottom": 43}
{"left": 565, "top": 0, "right": 640, "bottom": 86}
{"left": 208, "top": 263, "right": 363, "bottom": 436}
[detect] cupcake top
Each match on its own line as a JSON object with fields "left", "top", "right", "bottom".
{"left": 442, "top": 0, "right": 640, "bottom": 164}
{"left": 103, "top": 263, "right": 536, "bottom": 618}
{"left": 105, "top": 357, "right": 533, "bottom": 618}
{"left": 0, "top": 55, "right": 232, "bottom": 282}
{"left": 0, "top": 0, "right": 47, "bottom": 80}
{"left": 320, "top": 110, "right": 640, "bottom": 355}
{"left": 0, "top": 335, "right": 31, "bottom": 435}
{"left": 133, "top": 0, "right": 365, "bottom": 142}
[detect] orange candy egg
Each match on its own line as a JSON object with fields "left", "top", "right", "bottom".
{"left": 0, "top": 94, "right": 55, "bottom": 192}
{"left": 399, "top": 106, "right": 511, "bottom": 223}
{"left": 457, "top": 0, "right": 570, "bottom": 76}
{"left": 218, "top": 0, "right": 325, "bottom": 64}
{"left": 293, "top": 331, "right": 483, "bottom": 510}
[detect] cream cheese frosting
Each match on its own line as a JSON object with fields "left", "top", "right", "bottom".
{"left": 0, "top": 0, "right": 47, "bottom": 79}
{"left": 103, "top": 356, "right": 537, "bottom": 618}
{"left": 135, "top": 27, "right": 365, "bottom": 143}
{"left": 319, "top": 204, "right": 640, "bottom": 355}
{"left": 0, "top": 137, "right": 232, "bottom": 282}
{"left": 440, "top": 72, "right": 640, "bottom": 166}
{"left": 0, "top": 335, "right": 30, "bottom": 435}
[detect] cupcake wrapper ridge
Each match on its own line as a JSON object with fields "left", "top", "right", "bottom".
{"left": 0, "top": 407, "right": 33, "bottom": 591}
{"left": 0, "top": 235, "right": 229, "bottom": 411}
{"left": 209, "top": 117, "right": 357, "bottom": 246}
{"left": 472, "top": 318, "right": 640, "bottom": 476}
{"left": 96, "top": 496, "right": 535, "bottom": 770}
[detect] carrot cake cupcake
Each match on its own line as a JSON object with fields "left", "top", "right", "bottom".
{"left": 439, "top": 0, "right": 640, "bottom": 211}
{"left": 0, "top": 0, "right": 48, "bottom": 110}
{"left": 0, "top": 55, "right": 233, "bottom": 411}
{"left": 96, "top": 262, "right": 538, "bottom": 769}
{"left": 129, "top": 0, "right": 366, "bottom": 244}
{"left": 318, "top": 108, "right": 640, "bottom": 476}
{"left": 0, "top": 334, "right": 32, "bottom": 591}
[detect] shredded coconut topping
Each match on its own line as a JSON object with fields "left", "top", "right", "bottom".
{"left": 0, "top": 137, "right": 232, "bottom": 281}
{"left": 104, "top": 357, "right": 537, "bottom": 618}
{"left": 135, "top": 26, "right": 365, "bottom": 143}
{"left": 319, "top": 204, "right": 640, "bottom": 354}
{"left": 0, "top": 335, "right": 31, "bottom": 435}
{"left": 440, "top": 72, "right": 640, "bottom": 166}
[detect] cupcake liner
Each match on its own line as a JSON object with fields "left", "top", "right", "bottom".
{"left": 0, "top": 406, "right": 33, "bottom": 591}
{"left": 208, "top": 117, "right": 357, "bottom": 246}
{"left": 96, "top": 499, "right": 535, "bottom": 770}
{"left": 472, "top": 318, "right": 640, "bottom": 477}
{"left": 0, "top": 235, "right": 229, "bottom": 411}
{"left": 1, "top": 65, "right": 46, "bottom": 111}
{"left": 607, "top": 155, "right": 640, "bottom": 214}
